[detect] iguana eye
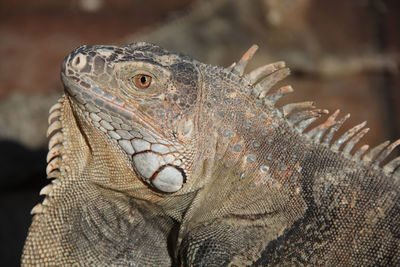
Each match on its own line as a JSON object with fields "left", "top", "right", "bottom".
{"left": 133, "top": 74, "right": 152, "bottom": 89}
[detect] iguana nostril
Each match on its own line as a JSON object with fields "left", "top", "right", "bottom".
{"left": 71, "top": 53, "right": 87, "bottom": 70}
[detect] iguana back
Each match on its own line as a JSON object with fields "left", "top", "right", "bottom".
{"left": 22, "top": 43, "right": 399, "bottom": 266}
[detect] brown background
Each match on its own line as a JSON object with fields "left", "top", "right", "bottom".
{"left": 0, "top": 0, "right": 399, "bottom": 265}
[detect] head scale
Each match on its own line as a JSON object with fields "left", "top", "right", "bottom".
{"left": 61, "top": 42, "right": 201, "bottom": 193}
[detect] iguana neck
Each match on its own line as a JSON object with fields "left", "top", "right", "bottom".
{"left": 191, "top": 68, "right": 301, "bottom": 188}
{"left": 176, "top": 71, "right": 303, "bottom": 223}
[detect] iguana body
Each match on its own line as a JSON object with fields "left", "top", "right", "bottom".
{"left": 22, "top": 43, "right": 400, "bottom": 266}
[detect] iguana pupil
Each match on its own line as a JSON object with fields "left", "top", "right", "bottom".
{"left": 134, "top": 74, "right": 152, "bottom": 88}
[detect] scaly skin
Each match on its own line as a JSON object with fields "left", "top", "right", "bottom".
{"left": 22, "top": 43, "right": 399, "bottom": 266}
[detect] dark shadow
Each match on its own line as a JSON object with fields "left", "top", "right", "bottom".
{"left": 0, "top": 140, "right": 47, "bottom": 266}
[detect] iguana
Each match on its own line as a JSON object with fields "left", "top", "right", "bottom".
{"left": 22, "top": 42, "right": 400, "bottom": 266}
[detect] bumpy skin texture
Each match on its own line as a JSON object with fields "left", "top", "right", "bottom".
{"left": 22, "top": 43, "right": 400, "bottom": 266}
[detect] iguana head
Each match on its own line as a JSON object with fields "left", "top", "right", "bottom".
{"left": 61, "top": 42, "right": 202, "bottom": 193}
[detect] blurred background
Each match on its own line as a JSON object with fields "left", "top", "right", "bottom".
{"left": 0, "top": 0, "right": 399, "bottom": 265}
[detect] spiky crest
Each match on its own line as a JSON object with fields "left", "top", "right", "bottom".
{"left": 31, "top": 97, "right": 67, "bottom": 215}
{"left": 230, "top": 45, "right": 400, "bottom": 177}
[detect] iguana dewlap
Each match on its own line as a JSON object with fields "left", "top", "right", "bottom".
{"left": 22, "top": 43, "right": 399, "bottom": 266}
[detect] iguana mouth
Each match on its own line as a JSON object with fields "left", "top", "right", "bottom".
{"left": 61, "top": 71, "right": 144, "bottom": 122}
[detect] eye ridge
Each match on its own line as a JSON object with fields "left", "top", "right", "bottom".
{"left": 133, "top": 74, "right": 152, "bottom": 89}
